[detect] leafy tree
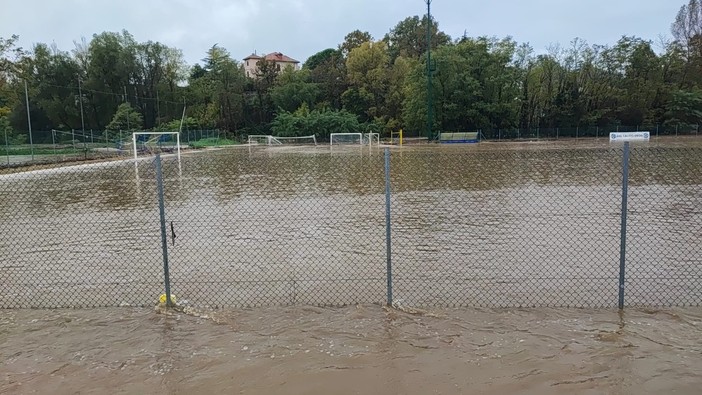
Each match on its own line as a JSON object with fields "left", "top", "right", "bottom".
{"left": 271, "top": 106, "right": 361, "bottom": 138}
{"left": 404, "top": 37, "right": 519, "bottom": 133}
{"left": 154, "top": 116, "right": 200, "bottom": 132}
{"left": 665, "top": 88, "right": 702, "bottom": 125}
{"left": 271, "top": 68, "right": 319, "bottom": 113}
{"left": 384, "top": 15, "right": 451, "bottom": 61}
{"left": 309, "top": 49, "right": 346, "bottom": 110}
{"left": 106, "top": 102, "right": 143, "bottom": 131}
{"left": 343, "top": 41, "right": 390, "bottom": 122}
{"left": 26, "top": 43, "right": 82, "bottom": 129}
{"left": 672, "top": 0, "right": 702, "bottom": 57}
{"left": 303, "top": 48, "right": 338, "bottom": 70}
{"left": 339, "top": 30, "right": 373, "bottom": 57}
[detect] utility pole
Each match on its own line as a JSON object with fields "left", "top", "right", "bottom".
{"left": 124, "top": 86, "right": 130, "bottom": 131}
{"left": 156, "top": 90, "right": 161, "bottom": 127}
{"left": 425, "top": 0, "right": 433, "bottom": 141}
{"left": 24, "top": 80, "right": 34, "bottom": 160}
{"left": 78, "top": 76, "right": 86, "bottom": 138}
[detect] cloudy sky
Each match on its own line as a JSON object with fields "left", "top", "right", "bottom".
{"left": 1, "top": 0, "right": 684, "bottom": 66}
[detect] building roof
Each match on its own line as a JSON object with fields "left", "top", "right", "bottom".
{"left": 243, "top": 53, "right": 263, "bottom": 60}
{"left": 263, "top": 52, "right": 300, "bottom": 64}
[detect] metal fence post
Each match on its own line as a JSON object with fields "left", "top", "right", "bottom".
{"left": 618, "top": 142, "right": 630, "bottom": 309}
{"left": 384, "top": 148, "right": 393, "bottom": 306}
{"left": 3, "top": 127, "right": 9, "bottom": 166}
{"left": 155, "top": 154, "right": 174, "bottom": 307}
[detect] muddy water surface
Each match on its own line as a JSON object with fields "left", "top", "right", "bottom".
{"left": 2, "top": 306, "right": 701, "bottom": 394}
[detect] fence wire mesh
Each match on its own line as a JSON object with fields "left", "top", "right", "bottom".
{"left": 0, "top": 160, "right": 164, "bottom": 308}
{"left": 0, "top": 142, "right": 700, "bottom": 309}
{"left": 390, "top": 147, "right": 624, "bottom": 308}
{"left": 626, "top": 147, "right": 702, "bottom": 306}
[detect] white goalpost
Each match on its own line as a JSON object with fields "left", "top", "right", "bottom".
{"left": 330, "top": 133, "right": 363, "bottom": 146}
{"left": 132, "top": 132, "right": 181, "bottom": 162}
{"left": 248, "top": 135, "right": 281, "bottom": 145}
{"left": 330, "top": 133, "right": 379, "bottom": 146}
{"left": 363, "top": 133, "right": 380, "bottom": 146}
{"left": 274, "top": 135, "right": 317, "bottom": 145}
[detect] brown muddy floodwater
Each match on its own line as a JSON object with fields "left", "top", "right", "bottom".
{"left": 0, "top": 137, "right": 700, "bottom": 308}
{"left": 2, "top": 305, "right": 702, "bottom": 394}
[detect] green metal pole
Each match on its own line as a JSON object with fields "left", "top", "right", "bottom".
{"left": 426, "top": 0, "right": 433, "bottom": 141}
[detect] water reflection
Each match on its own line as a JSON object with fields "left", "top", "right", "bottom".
{"left": 0, "top": 139, "right": 700, "bottom": 308}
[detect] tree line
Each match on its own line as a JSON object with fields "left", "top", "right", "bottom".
{"left": 1, "top": 0, "right": 701, "bottom": 141}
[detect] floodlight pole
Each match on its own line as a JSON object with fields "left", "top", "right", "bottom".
{"left": 78, "top": 76, "right": 86, "bottom": 137}
{"left": 24, "top": 80, "right": 34, "bottom": 160}
{"left": 425, "top": 0, "right": 433, "bottom": 141}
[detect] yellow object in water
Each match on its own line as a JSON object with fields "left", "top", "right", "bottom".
{"left": 159, "top": 293, "right": 177, "bottom": 304}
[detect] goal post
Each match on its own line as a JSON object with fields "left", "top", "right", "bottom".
{"left": 363, "top": 132, "right": 380, "bottom": 146}
{"left": 330, "top": 133, "right": 363, "bottom": 146}
{"left": 248, "top": 135, "right": 282, "bottom": 145}
{"left": 132, "top": 132, "right": 181, "bottom": 162}
{"left": 274, "top": 135, "right": 318, "bottom": 145}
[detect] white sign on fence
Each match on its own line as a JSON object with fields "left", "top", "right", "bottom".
{"left": 609, "top": 131, "right": 650, "bottom": 141}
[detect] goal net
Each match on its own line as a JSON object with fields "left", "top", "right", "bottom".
{"left": 132, "top": 132, "right": 181, "bottom": 161}
{"left": 330, "top": 133, "right": 363, "bottom": 146}
{"left": 247, "top": 135, "right": 282, "bottom": 145}
{"left": 363, "top": 133, "right": 380, "bottom": 146}
{"left": 274, "top": 135, "right": 317, "bottom": 145}
{"left": 248, "top": 135, "right": 317, "bottom": 146}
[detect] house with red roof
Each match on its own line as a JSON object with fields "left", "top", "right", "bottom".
{"left": 243, "top": 52, "right": 300, "bottom": 78}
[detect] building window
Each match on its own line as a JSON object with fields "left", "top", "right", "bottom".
{"left": 246, "top": 60, "right": 249, "bottom": 66}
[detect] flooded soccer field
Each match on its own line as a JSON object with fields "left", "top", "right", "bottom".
{"left": 1, "top": 137, "right": 701, "bottom": 393}
{"left": 0, "top": 136, "right": 700, "bottom": 308}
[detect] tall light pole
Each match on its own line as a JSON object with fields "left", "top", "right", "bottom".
{"left": 425, "top": 0, "right": 433, "bottom": 141}
{"left": 24, "top": 79, "right": 34, "bottom": 160}
{"left": 78, "top": 76, "right": 86, "bottom": 137}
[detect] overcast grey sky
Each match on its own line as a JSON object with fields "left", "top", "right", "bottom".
{"left": 1, "top": 0, "right": 684, "bottom": 66}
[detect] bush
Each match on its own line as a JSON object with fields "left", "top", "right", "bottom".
{"left": 271, "top": 107, "right": 362, "bottom": 139}
{"left": 189, "top": 137, "right": 238, "bottom": 149}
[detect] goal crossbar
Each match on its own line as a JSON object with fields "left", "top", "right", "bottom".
{"left": 248, "top": 134, "right": 318, "bottom": 146}
{"left": 330, "top": 133, "right": 363, "bottom": 146}
{"left": 274, "top": 135, "right": 317, "bottom": 145}
{"left": 247, "top": 135, "right": 282, "bottom": 145}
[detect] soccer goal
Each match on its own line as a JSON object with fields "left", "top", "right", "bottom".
{"left": 363, "top": 133, "right": 380, "bottom": 146}
{"left": 247, "top": 135, "right": 282, "bottom": 145}
{"left": 330, "top": 133, "right": 363, "bottom": 146}
{"left": 132, "top": 132, "right": 181, "bottom": 161}
{"left": 274, "top": 135, "right": 318, "bottom": 145}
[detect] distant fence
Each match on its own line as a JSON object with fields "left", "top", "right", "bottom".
{"left": 479, "top": 124, "right": 700, "bottom": 140}
{"left": 0, "top": 129, "right": 227, "bottom": 168}
{"left": 396, "top": 124, "right": 701, "bottom": 141}
{"left": 0, "top": 143, "right": 700, "bottom": 309}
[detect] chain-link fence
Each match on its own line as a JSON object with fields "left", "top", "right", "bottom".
{"left": 0, "top": 142, "right": 700, "bottom": 309}
{"left": 0, "top": 129, "right": 228, "bottom": 169}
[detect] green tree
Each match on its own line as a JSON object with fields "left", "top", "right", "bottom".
{"left": 339, "top": 30, "right": 373, "bottom": 57}
{"left": 271, "top": 106, "right": 361, "bottom": 139}
{"left": 343, "top": 41, "right": 390, "bottom": 123}
{"left": 665, "top": 88, "right": 702, "bottom": 125}
{"left": 383, "top": 15, "right": 451, "bottom": 61}
{"left": 271, "top": 68, "right": 319, "bottom": 113}
{"left": 303, "top": 48, "right": 338, "bottom": 70}
{"left": 403, "top": 37, "right": 519, "bottom": 133}
{"left": 106, "top": 102, "right": 143, "bottom": 131}
{"left": 309, "top": 49, "right": 346, "bottom": 110}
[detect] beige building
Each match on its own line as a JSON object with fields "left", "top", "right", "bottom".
{"left": 243, "top": 52, "right": 300, "bottom": 78}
